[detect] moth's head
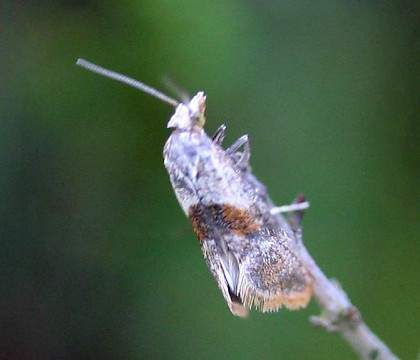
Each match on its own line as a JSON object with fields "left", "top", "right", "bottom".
{"left": 167, "top": 92, "right": 206, "bottom": 130}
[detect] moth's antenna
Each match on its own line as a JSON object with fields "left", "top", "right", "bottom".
{"left": 163, "top": 76, "right": 190, "bottom": 104}
{"left": 76, "top": 59, "right": 179, "bottom": 107}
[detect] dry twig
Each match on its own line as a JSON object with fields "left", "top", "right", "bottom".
{"left": 262, "top": 188, "right": 399, "bottom": 360}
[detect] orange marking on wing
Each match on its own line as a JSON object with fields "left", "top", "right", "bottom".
{"left": 188, "top": 203, "right": 261, "bottom": 243}
{"left": 214, "top": 204, "right": 260, "bottom": 236}
{"left": 239, "top": 275, "right": 313, "bottom": 312}
{"left": 188, "top": 205, "right": 208, "bottom": 243}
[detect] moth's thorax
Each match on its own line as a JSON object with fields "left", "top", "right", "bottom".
{"left": 163, "top": 128, "right": 256, "bottom": 215}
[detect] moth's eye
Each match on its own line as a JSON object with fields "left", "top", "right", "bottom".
{"left": 197, "top": 114, "right": 206, "bottom": 128}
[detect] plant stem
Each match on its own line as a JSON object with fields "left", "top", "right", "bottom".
{"left": 250, "top": 171, "right": 399, "bottom": 359}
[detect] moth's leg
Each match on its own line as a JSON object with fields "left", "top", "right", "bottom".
{"left": 227, "top": 135, "right": 251, "bottom": 168}
{"left": 227, "top": 136, "right": 267, "bottom": 197}
{"left": 212, "top": 124, "right": 227, "bottom": 145}
{"left": 270, "top": 202, "right": 310, "bottom": 214}
{"left": 226, "top": 135, "right": 247, "bottom": 154}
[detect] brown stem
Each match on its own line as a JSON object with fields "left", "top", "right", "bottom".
{"left": 284, "top": 199, "right": 399, "bottom": 360}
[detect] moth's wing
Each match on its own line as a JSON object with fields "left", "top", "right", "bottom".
{"left": 201, "top": 239, "right": 249, "bottom": 317}
{"left": 235, "top": 228, "right": 312, "bottom": 312}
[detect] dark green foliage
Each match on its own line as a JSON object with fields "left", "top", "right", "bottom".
{"left": 0, "top": 1, "right": 418, "bottom": 359}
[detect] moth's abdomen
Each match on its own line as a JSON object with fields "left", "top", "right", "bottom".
{"left": 188, "top": 202, "right": 312, "bottom": 313}
{"left": 237, "top": 229, "right": 312, "bottom": 312}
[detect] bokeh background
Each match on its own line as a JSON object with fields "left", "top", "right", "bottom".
{"left": 1, "top": 1, "right": 418, "bottom": 359}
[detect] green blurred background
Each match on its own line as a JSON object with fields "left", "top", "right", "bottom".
{"left": 1, "top": 1, "right": 418, "bottom": 359}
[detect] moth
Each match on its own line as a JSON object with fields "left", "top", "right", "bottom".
{"left": 76, "top": 59, "right": 312, "bottom": 317}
